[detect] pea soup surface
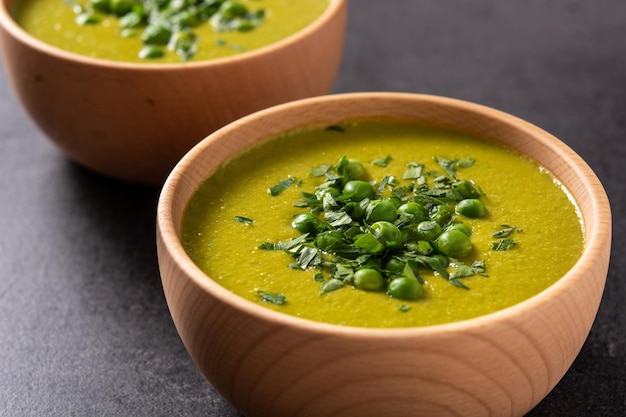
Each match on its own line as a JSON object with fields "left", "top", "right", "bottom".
{"left": 13, "top": 0, "right": 328, "bottom": 63}
{"left": 182, "top": 121, "right": 584, "bottom": 328}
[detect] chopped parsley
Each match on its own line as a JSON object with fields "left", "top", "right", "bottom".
{"left": 372, "top": 156, "right": 393, "bottom": 167}
{"left": 492, "top": 239, "right": 518, "bottom": 251}
{"left": 251, "top": 147, "right": 523, "bottom": 309}
{"left": 268, "top": 176, "right": 297, "bottom": 196}
{"left": 67, "top": 0, "right": 266, "bottom": 61}
{"left": 234, "top": 215, "right": 254, "bottom": 224}
{"left": 257, "top": 290, "right": 287, "bottom": 305}
{"left": 491, "top": 225, "right": 521, "bottom": 250}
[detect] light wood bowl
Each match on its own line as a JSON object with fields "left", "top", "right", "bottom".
{"left": 0, "top": 0, "right": 346, "bottom": 185}
{"left": 156, "top": 93, "right": 611, "bottom": 417}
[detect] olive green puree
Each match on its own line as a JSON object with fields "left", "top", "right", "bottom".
{"left": 13, "top": 0, "right": 328, "bottom": 63}
{"left": 182, "top": 120, "right": 584, "bottom": 328}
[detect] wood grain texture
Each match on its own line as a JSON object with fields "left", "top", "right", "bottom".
{"left": 156, "top": 93, "right": 611, "bottom": 417}
{"left": 0, "top": 0, "right": 346, "bottom": 184}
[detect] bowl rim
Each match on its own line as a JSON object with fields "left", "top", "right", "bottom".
{"left": 157, "top": 91, "right": 611, "bottom": 338}
{"left": 0, "top": 0, "right": 345, "bottom": 70}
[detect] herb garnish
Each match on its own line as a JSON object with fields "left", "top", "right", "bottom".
{"left": 491, "top": 225, "right": 521, "bottom": 250}
{"left": 258, "top": 152, "right": 506, "bottom": 304}
{"left": 372, "top": 156, "right": 393, "bottom": 167}
{"left": 257, "top": 290, "right": 287, "bottom": 305}
{"left": 492, "top": 224, "right": 520, "bottom": 238}
{"left": 268, "top": 176, "right": 297, "bottom": 196}
{"left": 492, "top": 239, "right": 517, "bottom": 251}
{"left": 234, "top": 215, "right": 254, "bottom": 224}
{"left": 66, "top": 0, "right": 266, "bottom": 61}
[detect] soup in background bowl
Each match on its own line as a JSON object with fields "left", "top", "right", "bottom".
{"left": 13, "top": 0, "right": 330, "bottom": 63}
{"left": 0, "top": 0, "right": 346, "bottom": 184}
{"left": 156, "top": 92, "right": 611, "bottom": 417}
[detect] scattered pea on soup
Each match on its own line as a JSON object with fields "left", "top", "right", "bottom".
{"left": 12, "top": 0, "right": 329, "bottom": 62}
{"left": 181, "top": 120, "right": 584, "bottom": 328}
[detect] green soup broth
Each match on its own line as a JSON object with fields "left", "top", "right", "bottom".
{"left": 181, "top": 120, "right": 584, "bottom": 328}
{"left": 13, "top": 0, "right": 329, "bottom": 63}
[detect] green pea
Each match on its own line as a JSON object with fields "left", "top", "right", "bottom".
{"left": 387, "top": 196, "right": 402, "bottom": 208}
{"left": 291, "top": 212, "right": 317, "bottom": 234}
{"left": 337, "top": 158, "right": 365, "bottom": 179}
{"left": 371, "top": 221, "right": 403, "bottom": 248}
{"left": 343, "top": 180, "right": 375, "bottom": 202}
{"left": 397, "top": 202, "right": 428, "bottom": 224}
{"left": 446, "top": 222, "right": 472, "bottom": 236}
{"left": 142, "top": 23, "right": 172, "bottom": 45}
{"left": 429, "top": 204, "right": 453, "bottom": 226}
{"left": 387, "top": 276, "right": 423, "bottom": 300}
{"left": 353, "top": 268, "right": 385, "bottom": 291}
{"left": 385, "top": 258, "right": 405, "bottom": 274}
{"left": 415, "top": 240, "right": 433, "bottom": 255}
{"left": 365, "top": 200, "right": 398, "bottom": 223}
{"left": 437, "top": 229, "right": 473, "bottom": 258}
{"left": 138, "top": 45, "right": 164, "bottom": 59}
{"left": 416, "top": 220, "right": 443, "bottom": 242}
{"left": 455, "top": 199, "right": 487, "bottom": 218}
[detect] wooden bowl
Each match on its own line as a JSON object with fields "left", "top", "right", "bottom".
{"left": 156, "top": 93, "right": 611, "bottom": 417}
{"left": 0, "top": 0, "right": 346, "bottom": 185}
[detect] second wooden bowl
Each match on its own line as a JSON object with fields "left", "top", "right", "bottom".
{"left": 0, "top": 0, "right": 346, "bottom": 184}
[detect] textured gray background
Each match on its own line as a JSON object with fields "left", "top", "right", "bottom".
{"left": 1, "top": 1, "right": 624, "bottom": 415}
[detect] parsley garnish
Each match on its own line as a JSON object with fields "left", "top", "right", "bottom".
{"left": 257, "top": 290, "right": 287, "bottom": 305}
{"left": 492, "top": 239, "right": 517, "bottom": 251}
{"left": 311, "top": 164, "right": 332, "bottom": 177}
{"left": 258, "top": 153, "right": 499, "bottom": 302}
{"left": 234, "top": 215, "right": 254, "bottom": 224}
{"left": 372, "top": 156, "right": 393, "bottom": 167}
{"left": 492, "top": 225, "right": 519, "bottom": 238}
{"left": 67, "top": 0, "right": 266, "bottom": 61}
{"left": 268, "top": 176, "right": 297, "bottom": 196}
{"left": 320, "top": 278, "right": 344, "bottom": 294}
{"left": 402, "top": 162, "right": 424, "bottom": 180}
{"left": 491, "top": 225, "right": 521, "bottom": 250}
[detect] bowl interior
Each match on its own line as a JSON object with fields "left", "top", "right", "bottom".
{"left": 0, "top": 0, "right": 345, "bottom": 69}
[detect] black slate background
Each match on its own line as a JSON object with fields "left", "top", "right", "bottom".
{"left": 1, "top": 1, "right": 624, "bottom": 416}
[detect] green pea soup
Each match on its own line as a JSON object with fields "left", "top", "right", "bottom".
{"left": 181, "top": 120, "right": 584, "bottom": 328}
{"left": 12, "top": 0, "right": 329, "bottom": 63}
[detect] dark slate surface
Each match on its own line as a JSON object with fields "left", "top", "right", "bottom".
{"left": 1, "top": 1, "right": 624, "bottom": 415}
